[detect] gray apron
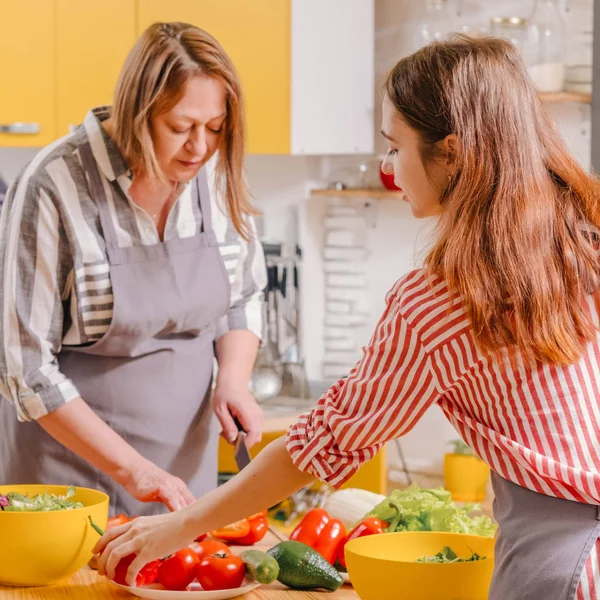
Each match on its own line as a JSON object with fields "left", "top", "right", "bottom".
{"left": 490, "top": 472, "right": 600, "bottom": 600}
{"left": 0, "top": 144, "right": 230, "bottom": 517}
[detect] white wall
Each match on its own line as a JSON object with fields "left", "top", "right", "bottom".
{"left": 0, "top": 0, "right": 594, "bottom": 475}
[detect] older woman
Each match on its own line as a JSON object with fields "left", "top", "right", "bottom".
{"left": 0, "top": 21, "right": 266, "bottom": 517}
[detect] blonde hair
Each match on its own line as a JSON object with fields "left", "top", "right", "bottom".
{"left": 386, "top": 35, "right": 600, "bottom": 365}
{"left": 111, "top": 21, "right": 257, "bottom": 238}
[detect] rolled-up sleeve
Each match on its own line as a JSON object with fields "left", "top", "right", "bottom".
{"left": 0, "top": 175, "right": 79, "bottom": 422}
{"left": 286, "top": 279, "right": 440, "bottom": 487}
{"left": 215, "top": 216, "right": 267, "bottom": 340}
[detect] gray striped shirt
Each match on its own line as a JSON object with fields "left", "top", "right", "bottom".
{"left": 0, "top": 107, "right": 267, "bottom": 422}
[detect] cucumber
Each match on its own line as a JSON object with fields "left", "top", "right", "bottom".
{"left": 240, "top": 549, "right": 280, "bottom": 585}
{"left": 267, "top": 540, "right": 343, "bottom": 591}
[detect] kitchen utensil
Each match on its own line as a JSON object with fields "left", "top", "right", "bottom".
{"left": 345, "top": 531, "right": 495, "bottom": 600}
{"left": 233, "top": 418, "right": 251, "bottom": 471}
{"left": 111, "top": 580, "right": 260, "bottom": 599}
{"left": 0, "top": 484, "right": 109, "bottom": 586}
{"left": 249, "top": 368, "right": 282, "bottom": 402}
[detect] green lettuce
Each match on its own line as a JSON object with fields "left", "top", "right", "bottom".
{"left": 366, "top": 484, "right": 497, "bottom": 538}
{"left": 0, "top": 485, "right": 84, "bottom": 512}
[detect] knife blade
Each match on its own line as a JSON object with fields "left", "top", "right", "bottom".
{"left": 233, "top": 417, "right": 252, "bottom": 471}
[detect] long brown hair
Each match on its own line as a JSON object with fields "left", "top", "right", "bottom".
{"left": 385, "top": 35, "right": 600, "bottom": 365}
{"left": 112, "top": 21, "right": 257, "bottom": 239}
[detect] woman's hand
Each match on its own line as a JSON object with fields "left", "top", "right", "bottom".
{"left": 212, "top": 381, "right": 263, "bottom": 447}
{"left": 93, "top": 512, "right": 192, "bottom": 586}
{"left": 119, "top": 457, "right": 196, "bottom": 512}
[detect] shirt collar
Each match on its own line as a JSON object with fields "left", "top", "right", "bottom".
{"left": 83, "top": 106, "right": 131, "bottom": 182}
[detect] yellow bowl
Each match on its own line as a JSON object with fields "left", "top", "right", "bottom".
{"left": 0, "top": 484, "right": 109, "bottom": 586}
{"left": 345, "top": 531, "right": 495, "bottom": 600}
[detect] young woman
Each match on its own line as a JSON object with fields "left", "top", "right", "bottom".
{"left": 95, "top": 35, "right": 600, "bottom": 598}
{"left": 0, "top": 22, "right": 266, "bottom": 517}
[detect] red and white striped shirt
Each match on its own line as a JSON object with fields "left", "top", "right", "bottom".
{"left": 287, "top": 267, "right": 600, "bottom": 597}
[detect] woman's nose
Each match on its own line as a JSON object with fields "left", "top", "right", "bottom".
{"left": 186, "top": 128, "right": 207, "bottom": 158}
{"left": 381, "top": 154, "right": 394, "bottom": 175}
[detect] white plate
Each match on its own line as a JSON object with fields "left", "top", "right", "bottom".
{"left": 341, "top": 572, "right": 351, "bottom": 584}
{"left": 110, "top": 580, "right": 261, "bottom": 599}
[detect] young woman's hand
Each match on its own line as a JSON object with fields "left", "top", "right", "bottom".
{"left": 93, "top": 512, "right": 193, "bottom": 586}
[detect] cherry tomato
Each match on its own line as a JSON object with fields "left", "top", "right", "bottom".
{"left": 196, "top": 554, "right": 245, "bottom": 591}
{"left": 157, "top": 548, "right": 199, "bottom": 591}
{"left": 210, "top": 518, "right": 251, "bottom": 541}
{"left": 230, "top": 512, "right": 269, "bottom": 545}
{"left": 113, "top": 554, "right": 161, "bottom": 587}
{"left": 192, "top": 540, "right": 232, "bottom": 562}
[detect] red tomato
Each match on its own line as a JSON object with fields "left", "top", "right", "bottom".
{"left": 196, "top": 554, "right": 245, "bottom": 591}
{"left": 113, "top": 554, "right": 161, "bottom": 587}
{"left": 192, "top": 540, "right": 232, "bottom": 562}
{"left": 157, "top": 548, "right": 199, "bottom": 591}
{"left": 230, "top": 513, "right": 269, "bottom": 546}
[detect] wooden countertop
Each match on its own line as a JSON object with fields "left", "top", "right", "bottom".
{"left": 0, "top": 531, "right": 358, "bottom": 600}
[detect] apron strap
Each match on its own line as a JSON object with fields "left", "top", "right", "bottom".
{"left": 79, "top": 142, "right": 125, "bottom": 265}
{"left": 196, "top": 167, "right": 218, "bottom": 246}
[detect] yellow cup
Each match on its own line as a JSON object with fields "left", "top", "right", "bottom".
{"left": 0, "top": 484, "right": 109, "bottom": 586}
{"left": 444, "top": 454, "right": 490, "bottom": 502}
{"left": 345, "top": 531, "right": 495, "bottom": 600}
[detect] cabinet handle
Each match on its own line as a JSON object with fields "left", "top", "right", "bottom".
{"left": 0, "top": 122, "right": 40, "bottom": 135}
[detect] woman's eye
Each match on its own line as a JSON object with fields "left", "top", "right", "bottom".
{"left": 387, "top": 148, "right": 398, "bottom": 156}
{"left": 171, "top": 126, "right": 191, "bottom": 134}
{"left": 208, "top": 127, "right": 223, "bottom": 134}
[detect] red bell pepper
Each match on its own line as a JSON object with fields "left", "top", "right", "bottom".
{"left": 231, "top": 511, "right": 269, "bottom": 545}
{"left": 312, "top": 518, "right": 347, "bottom": 565}
{"left": 114, "top": 554, "right": 161, "bottom": 587}
{"left": 337, "top": 517, "right": 387, "bottom": 569}
{"left": 209, "top": 518, "right": 251, "bottom": 541}
{"left": 289, "top": 508, "right": 330, "bottom": 547}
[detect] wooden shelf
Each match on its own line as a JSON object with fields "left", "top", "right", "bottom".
{"left": 538, "top": 91, "right": 592, "bottom": 104}
{"left": 310, "top": 188, "right": 403, "bottom": 199}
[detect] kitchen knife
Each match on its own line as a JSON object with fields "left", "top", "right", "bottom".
{"left": 233, "top": 417, "right": 252, "bottom": 471}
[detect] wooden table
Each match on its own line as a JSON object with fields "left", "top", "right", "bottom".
{"left": 0, "top": 531, "right": 359, "bottom": 600}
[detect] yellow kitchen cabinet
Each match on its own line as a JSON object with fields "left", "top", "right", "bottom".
{"left": 0, "top": 1, "right": 55, "bottom": 147}
{"left": 138, "top": 0, "right": 291, "bottom": 155}
{"left": 138, "top": 0, "right": 374, "bottom": 155}
{"left": 56, "top": 0, "right": 136, "bottom": 137}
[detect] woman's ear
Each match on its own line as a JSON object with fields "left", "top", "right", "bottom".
{"left": 441, "top": 134, "right": 461, "bottom": 172}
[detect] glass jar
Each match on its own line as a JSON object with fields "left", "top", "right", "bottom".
{"left": 490, "top": 16, "right": 528, "bottom": 58}
{"left": 413, "top": 0, "right": 456, "bottom": 51}
{"left": 526, "top": 0, "right": 567, "bottom": 92}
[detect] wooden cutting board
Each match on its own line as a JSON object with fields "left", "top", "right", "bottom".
{"left": 0, "top": 567, "right": 358, "bottom": 600}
